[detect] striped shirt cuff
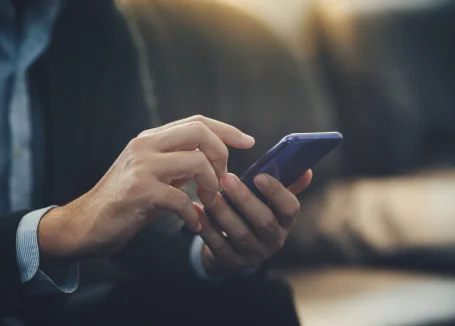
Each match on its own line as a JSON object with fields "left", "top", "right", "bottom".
{"left": 16, "top": 206, "right": 79, "bottom": 294}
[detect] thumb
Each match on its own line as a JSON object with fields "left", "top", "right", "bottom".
{"left": 288, "top": 170, "right": 313, "bottom": 195}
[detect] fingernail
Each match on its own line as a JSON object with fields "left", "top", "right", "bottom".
{"left": 254, "top": 174, "right": 268, "bottom": 189}
{"left": 242, "top": 134, "right": 255, "bottom": 146}
{"left": 196, "top": 222, "right": 202, "bottom": 232}
{"left": 221, "top": 174, "right": 237, "bottom": 190}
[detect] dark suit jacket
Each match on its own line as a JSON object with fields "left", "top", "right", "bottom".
{"left": 1, "top": 0, "right": 312, "bottom": 318}
{"left": 0, "top": 0, "right": 195, "bottom": 317}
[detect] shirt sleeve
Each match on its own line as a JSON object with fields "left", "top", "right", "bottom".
{"left": 16, "top": 206, "right": 79, "bottom": 295}
{"left": 189, "top": 235, "right": 259, "bottom": 281}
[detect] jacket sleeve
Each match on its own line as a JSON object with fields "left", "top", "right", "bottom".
{"left": 82, "top": 4, "right": 200, "bottom": 284}
{"left": 0, "top": 210, "right": 32, "bottom": 316}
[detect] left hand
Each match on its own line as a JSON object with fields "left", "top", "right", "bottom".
{"left": 197, "top": 170, "right": 313, "bottom": 277}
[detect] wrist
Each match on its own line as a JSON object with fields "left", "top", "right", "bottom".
{"left": 38, "top": 206, "right": 78, "bottom": 260}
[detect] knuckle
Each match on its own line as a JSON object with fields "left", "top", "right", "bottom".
{"left": 125, "top": 150, "right": 145, "bottom": 170}
{"left": 260, "top": 216, "right": 278, "bottom": 233}
{"left": 196, "top": 153, "right": 217, "bottom": 179}
{"left": 194, "top": 150, "right": 211, "bottom": 168}
{"left": 190, "top": 120, "right": 206, "bottom": 129}
{"left": 191, "top": 114, "right": 206, "bottom": 123}
{"left": 194, "top": 148, "right": 208, "bottom": 161}
{"left": 173, "top": 192, "right": 192, "bottom": 211}
{"left": 207, "top": 175, "right": 219, "bottom": 192}
{"left": 193, "top": 121, "right": 210, "bottom": 136}
{"left": 186, "top": 121, "right": 208, "bottom": 138}
{"left": 123, "top": 144, "right": 143, "bottom": 168}
{"left": 238, "top": 191, "right": 253, "bottom": 205}
{"left": 222, "top": 145, "right": 229, "bottom": 160}
{"left": 269, "top": 231, "right": 287, "bottom": 252}
{"left": 128, "top": 137, "right": 143, "bottom": 151}
{"left": 282, "top": 200, "right": 300, "bottom": 219}
{"left": 210, "top": 241, "right": 230, "bottom": 257}
{"left": 266, "top": 238, "right": 284, "bottom": 254}
{"left": 146, "top": 131, "right": 160, "bottom": 143}
{"left": 210, "top": 147, "right": 229, "bottom": 170}
{"left": 232, "top": 231, "right": 254, "bottom": 248}
{"left": 122, "top": 171, "right": 146, "bottom": 198}
{"left": 217, "top": 145, "right": 229, "bottom": 163}
{"left": 130, "top": 155, "right": 145, "bottom": 168}
{"left": 268, "top": 179, "right": 282, "bottom": 197}
{"left": 137, "top": 129, "right": 152, "bottom": 137}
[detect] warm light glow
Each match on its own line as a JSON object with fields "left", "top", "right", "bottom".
{"left": 217, "top": 0, "right": 311, "bottom": 54}
{"left": 318, "top": 0, "right": 447, "bottom": 16}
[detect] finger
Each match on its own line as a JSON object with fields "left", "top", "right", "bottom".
{"left": 151, "top": 121, "right": 229, "bottom": 178}
{"left": 195, "top": 203, "right": 246, "bottom": 271}
{"left": 171, "top": 177, "right": 192, "bottom": 189}
{"left": 288, "top": 169, "right": 313, "bottom": 195}
{"left": 254, "top": 174, "right": 300, "bottom": 229}
{"left": 203, "top": 192, "right": 265, "bottom": 257}
{"left": 142, "top": 115, "right": 255, "bottom": 149}
{"left": 154, "top": 151, "right": 218, "bottom": 207}
{"left": 220, "top": 173, "right": 280, "bottom": 241}
{"left": 151, "top": 183, "right": 201, "bottom": 232}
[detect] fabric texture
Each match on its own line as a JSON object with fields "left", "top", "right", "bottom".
{"left": 16, "top": 207, "right": 79, "bottom": 294}
{"left": 0, "top": 210, "right": 31, "bottom": 316}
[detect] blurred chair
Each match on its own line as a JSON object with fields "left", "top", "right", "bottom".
{"left": 292, "top": 0, "right": 455, "bottom": 267}
{"left": 279, "top": 1, "right": 455, "bottom": 325}
{"left": 120, "top": 0, "right": 340, "bottom": 182}
{"left": 305, "top": 0, "right": 455, "bottom": 177}
{"left": 285, "top": 267, "right": 455, "bottom": 326}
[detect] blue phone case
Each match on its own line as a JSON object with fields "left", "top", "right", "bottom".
{"left": 182, "top": 132, "right": 343, "bottom": 236}
{"left": 234, "top": 132, "right": 342, "bottom": 203}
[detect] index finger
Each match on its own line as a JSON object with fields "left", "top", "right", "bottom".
{"left": 145, "top": 115, "right": 255, "bottom": 149}
{"left": 152, "top": 121, "right": 230, "bottom": 178}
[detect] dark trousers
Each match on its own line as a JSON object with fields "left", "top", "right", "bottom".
{"left": 28, "top": 259, "right": 300, "bottom": 326}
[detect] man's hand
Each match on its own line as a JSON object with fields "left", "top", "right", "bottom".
{"left": 198, "top": 170, "right": 312, "bottom": 278}
{"left": 37, "top": 115, "right": 254, "bottom": 259}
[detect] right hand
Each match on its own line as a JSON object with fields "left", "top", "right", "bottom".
{"left": 38, "top": 115, "right": 255, "bottom": 259}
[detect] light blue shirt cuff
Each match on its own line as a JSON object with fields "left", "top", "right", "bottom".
{"left": 16, "top": 206, "right": 79, "bottom": 294}
{"left": 189, "top": 235, "right": 259, "bottom": 281}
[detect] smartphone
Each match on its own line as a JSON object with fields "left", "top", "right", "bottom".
{"left": 181, "top": 132, "right": 343, "bottom": 235}
{"left": 233, "top": 132, "right": 343, "bottom": 203}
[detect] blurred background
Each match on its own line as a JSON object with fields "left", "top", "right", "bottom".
{"left": 120, "top": 0, "right": 455, "bottom": 325}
